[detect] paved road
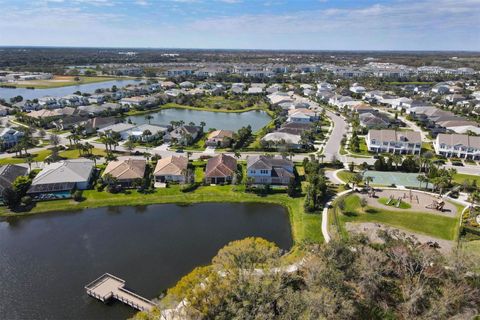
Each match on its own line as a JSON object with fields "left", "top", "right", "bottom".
{"left": 323, "top": 110, "right": 347, "bottom": 162}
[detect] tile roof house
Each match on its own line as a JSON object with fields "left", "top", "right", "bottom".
{"left": 434, "top": 133, "right": 480, "bottom": 160}
{"left": 153, "top": 156, "right": 188, "bottom": 183}
{"left": 359, "top": 112, "right": 390, "bottom": 129}
{"left": 205, "top": 154, "right": 237, "bottom": 184}
{"left": 247, "top": 155, "right": 294, "bottom": 185}
{"left": 163, "top": 126, "right": 201, "bottom": 146}
{"left": 28, "top": 159, "right": 95, "bottom": 194}
{"left": 206, "top": 130, "right": 234, "bottom": 147}
{"left": 0, "top": 164, "right": 28, "bottom": 195}
{"left": 81, "top": 117, "right": 117, "bottom": 134}
{"left": 366, "top": 129, "right": 421, "bottom": 154}
{"left": 102, "top": 158, "right": 146, "bottom": 187}
{"left": 262, "top": 132, "right": 302, "bottom": 149}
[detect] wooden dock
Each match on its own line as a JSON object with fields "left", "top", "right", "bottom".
{"left": 85, "top": 273, "right": 155, "bottom": 311}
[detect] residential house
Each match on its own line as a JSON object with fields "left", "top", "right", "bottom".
{"left": 434, "top": 133, "right": 480, "bottom": 160}
{"left": 365, "top": 129, "right": 421, "bottom": 154}
{"left": 102, "top": 158, "right": 146, "bottom": 187}
{"left": 125, "top": 124, "right": 169, "bottom": 141}
{"left": 81, "top": 117, "right": 117, "bottom": 134}
{"left": 120, "top": 96, "right": 149, "bottom": 107}
{"left": 0, "top": 164, "right": 28, "bottom": 195}
{"left": 98, "top": 123, "right": 136, "bottom": 139}
{"left": 349, "top": 83, "right": 366, "bottom": 94}
{"left": 0, "top": 127, "right": 24, "bottom": 149}
{"left": 87, "top": 94, "right": 105, "bottom": 104}
{"left": 27, "top": 159, "right": 95, "bottom": 195}
{"left": 204, "top": 154, "right": 237, "bottom": 184}
{"left": 163, "top": 125, "right": 201, "bottom": 145}
{"left": 359, "top": 112, "right": 390, "bottom": 129}
{"left": 206, "top": 130, "right": 234, "bottom": 147}
{"left": 287, "top": 108, "right": 318, "bottom": 123}
{"left": 153, "top": 156, "right": 188, "bottom": 183}
{"left": 262, "top": 132, "right": 302, "bottom": 149}
{"left": 246, "top": 155, "right": 294, "bottom": 185}
{"left": 0, "top": 104, "right": 10, "bottom": 116}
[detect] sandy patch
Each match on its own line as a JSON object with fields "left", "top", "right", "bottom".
{"left": 346, "top": 222, "right": 455, "bottom": 255}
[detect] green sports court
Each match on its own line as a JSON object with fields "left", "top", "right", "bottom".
{"left": 363, "top": 170, "right": 423, "bottom": 188}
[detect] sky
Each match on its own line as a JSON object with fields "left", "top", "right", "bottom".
{"left": 0, "top": 0, "right": 479, "bottom": 51}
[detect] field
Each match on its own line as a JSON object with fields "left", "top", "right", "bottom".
{"left": 331, "top": 194, "right": 460, "bottom": 241}
{"left": 452, "top": 173, "right": 480, "bottom": 185}
{"left": 3, "top": 75, "right": 119, "bottom": 89}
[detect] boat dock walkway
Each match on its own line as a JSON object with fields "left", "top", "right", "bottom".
{"left": 85, "top": 273, "right": 155, "bottom": 311}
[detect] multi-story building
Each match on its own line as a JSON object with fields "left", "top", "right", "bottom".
{"left": 366, "top": 129, "right": 421, "bottom": 154}
{"left": 434, "top": 133, "right": 480, "bottom": 160}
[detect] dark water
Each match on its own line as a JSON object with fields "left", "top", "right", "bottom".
{"left": 0, "top": 79, "right": 140, "bottom": 100}
{"left": 0, "top": 203, "right": 292, "bottom": 320}
{"left": 128, "top": 108, "right": 271, "bottom": 132}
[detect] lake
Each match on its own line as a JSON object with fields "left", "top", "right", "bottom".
{"left": 0, "top": 203, "right": 292, "bottom": 320}
{"left": 128, "top": 108, "right": 272, "bottom": 132}
{"left": 0, "top": 79, "right": 141, "bottom": 101}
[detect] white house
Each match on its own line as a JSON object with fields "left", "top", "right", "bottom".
{"left": 0, "top": 128, "right": 24, "bottom": 149}
{"left": 246, "top": 155, "right": 294, "bottom": 185}
{"left": 349, "top": 83, "right": 366, "bottom": 94}
{"left": 434, "top": 133, "right": 480, "bottom": 160}
{"left": 366, "top": 129, "right": 421, "bottom": 154}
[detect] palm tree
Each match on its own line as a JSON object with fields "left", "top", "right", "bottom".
{"left": 363, "top": 176, "right": 373, "bottom": 188}
{"left": 234, "top": 151, "right": 241, "bottom": 160}
{"left": 349, "top": 173, "right": 363, "bottom": 190}
{"left": 145, "top": 114, "right": 153, "bottom": 124}
{"left": 417, "top": 175, "right": 426, "bottom": 189}
{"left": 447, "top": 167, "right": 457, "bottom": 185}
{"left": 24, "top": 154, "right": 34, "bottom": 172}
{"left": 392, "top": 154, "right": 402, "bottom": 170}
{"left": 317, "top": 154, "right": 325, "bottom": 164}
{"left": 200, "top": 121, "right": 206, "bottom": 131}
{"left": 124, "top": 139, "right": 135, "bottom": 154}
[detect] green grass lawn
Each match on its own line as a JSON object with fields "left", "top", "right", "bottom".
{"left": 348, "top": 137, "right": 371, "bottom": 157}
{"left": 333, "top": 194, "right": 460, "bottom": 241}
{"left": 0, "top": 148, "right": 106, "bottom": 165}
{"left": 453, "top": 173, "right": 480, "bottom": 185}
{"left": 0, "top": 185, "right": 322, "bottom": 245}
{"left": 336, "top": 170, "right": 356, "bottom": 184}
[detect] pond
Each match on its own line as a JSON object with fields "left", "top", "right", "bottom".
{"left": 0, "top": 79, "right": 141, "bottom": 101}
{"left": 0, "top": 202, "right": 292, "bottom": 320}
{"left": 128, "top": 108, "right": 272, "bottom": 132}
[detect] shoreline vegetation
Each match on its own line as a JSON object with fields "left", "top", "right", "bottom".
{"left": 0, "top": 185, "right": 323, "bottom": 245}
{"left": 0, "top": 75, "right": 134, "bottom": 89}
{"left": 125, "top": 102, "right": 274, "bottom": 116}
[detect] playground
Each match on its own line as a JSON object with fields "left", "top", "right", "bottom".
{"left": 360, "top": 188, "right": 458, "bottom": 217}
{"left": 363, "top": 170, "right": 423, "bottom": 188}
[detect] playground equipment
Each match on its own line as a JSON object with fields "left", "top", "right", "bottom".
{"left": 396, "top": 197, "right": 403, "bottom": 208}
{"left": 386, "top": 195, "right": 394, "bottom": 205}
{"left": 425, "top": 199, "right": 445, "bottom": 211}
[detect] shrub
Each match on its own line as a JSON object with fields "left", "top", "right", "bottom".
{"left": 73, "top": 190, "right": 83, "bottom": 202}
